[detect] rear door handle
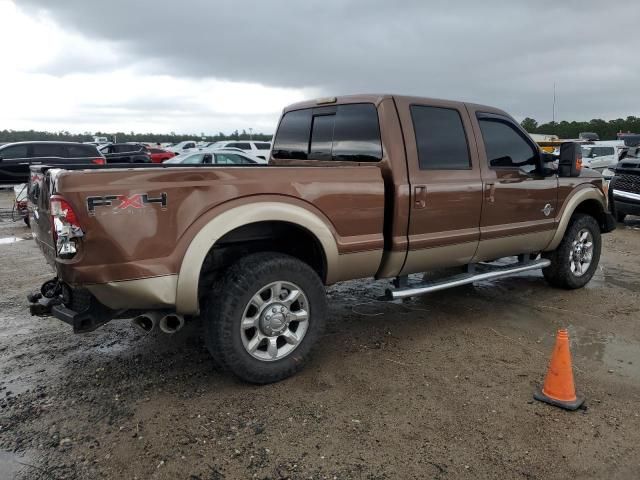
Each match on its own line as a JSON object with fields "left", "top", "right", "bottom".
{"left": 414, "top": 185, "right": 427, "bottom": 209}
{"left": 486, "top": 182, "right": 496, "bottom": 203}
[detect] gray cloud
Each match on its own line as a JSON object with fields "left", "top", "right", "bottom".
{"left": 17, "top": 0, "right": 640, "bottom": 121}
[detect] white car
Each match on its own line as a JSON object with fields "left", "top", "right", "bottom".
{"left": 206, "top": 141, "right": 271, "bottom": 160}
{"left": 167, "top": 140, "right": 199, "bottom": 155}
{"left": 164, "top": 149, "right": 260, "bottom": 165}
{"left": 581, "top": 141, "right": 625, "bottom": 172}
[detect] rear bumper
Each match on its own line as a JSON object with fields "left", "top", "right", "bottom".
{"left": 28, "top": 285, "right": 119, "bottom": 333}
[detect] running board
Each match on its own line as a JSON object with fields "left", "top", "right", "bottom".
{"left": 386, "top": 258, "right": 551, "bottom": 300}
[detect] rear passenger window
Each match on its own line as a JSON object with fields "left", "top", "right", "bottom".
{"left": 410, "top": 106, "right": 471, "bottom": 169}
{"left": 229, "top": 142, "right": 251, "bottom": 150}
{"left": 67, "top": 144, "right": 98, "bottom": 158}
{"left": 32, "top": 144, "right": 66, "bottom": 157}
{"left": 255, "top": 142, "right": 271, "bottom": 150}
{"left": 478, "top": 116, "right": 538, "bottom": 168}
{"left": 272, "top": 103, "right": 382, "bottom": 162}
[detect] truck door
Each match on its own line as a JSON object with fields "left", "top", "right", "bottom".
{"left": 394, "top": 97, "right": 483, "bottom": 275}
{"left": 468, "top": 109, "right": 558, "bottom": 262}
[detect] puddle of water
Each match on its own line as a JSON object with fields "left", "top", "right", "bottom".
{"left": 588, "top": 265, "right": 640, "bottom": 292}
{"left": 0, "top": 451, "right": 30, "bottom": 479}
{"left": 569, "top": 327, "right": 640, "bottom": 382}
{"left": 0, "top": 237, "right": 24, "bottom": 245}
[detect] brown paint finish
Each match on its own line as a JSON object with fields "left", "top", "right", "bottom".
{"left": 465, "top": 103, "right": 559, "bottom": 248}
{"left": 48, "top": 165, "right": 385, "bottom": 284}
{"left": 394, "top": 97, "right": 484, "bottom": 257}
{"left": 30, "top": 93, "right": 611, "bottom": 300}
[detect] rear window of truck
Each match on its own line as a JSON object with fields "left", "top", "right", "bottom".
{"left": 272, "top": 103, "right": 382, "bottom": 162}
{"left": 410, "top": 105, "right": 471, "bottom": 170}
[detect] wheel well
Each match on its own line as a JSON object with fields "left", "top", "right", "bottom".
{"left": 573, "top": 199, "right": 606, "bottom": 230}
{"left": 198, "top": 221, "right": 327, "bottom": 298}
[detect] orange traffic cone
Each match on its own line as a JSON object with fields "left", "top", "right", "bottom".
{"left": 534, "top": 329, "right": 584, "bottom": 410}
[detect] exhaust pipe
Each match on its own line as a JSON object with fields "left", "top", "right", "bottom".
{"left": 159, "top": 313, "right": 185, "bottom": 334}
{"left": 131, "top": 311, "right": 162, "bottom": 334}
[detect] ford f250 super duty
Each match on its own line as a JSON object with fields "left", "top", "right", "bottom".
{"left": 27, "top": 94, "right": 616, "bottom": 383}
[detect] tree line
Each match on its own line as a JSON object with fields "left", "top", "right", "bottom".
{"left": 4, "top": 116, "right": 640, "bottom": 144}
{"left": 0, "top": 129, "right": 272, "bottom": 144}
{"left": 520, "top": 116, "right": 640, "bottom": 140}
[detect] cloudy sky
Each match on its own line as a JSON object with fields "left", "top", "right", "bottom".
{"left": 1, "top": 0, "right": 639, "bottom": 135}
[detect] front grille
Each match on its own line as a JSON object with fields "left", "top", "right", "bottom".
{"left": 612, "top": 174, "right": 640, "bottom": 194}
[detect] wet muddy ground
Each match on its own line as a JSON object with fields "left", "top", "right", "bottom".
{"left": 0, "top": 189, "right": 639, "bottom": 479}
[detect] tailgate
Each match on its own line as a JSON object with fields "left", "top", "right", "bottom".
{"left": 28, "top": 166, "right": 56, "bottom": 267}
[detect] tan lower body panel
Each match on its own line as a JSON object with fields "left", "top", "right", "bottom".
{"left": 471, "top": 230, "right": 554, "bottom": 263}
{"left": 86, "top": 275, "right": 178, "bottom": 310}
{"left": 375, "top": 249, "right": 407, "bottom": 279}
{"left": 399, "top": 242, "right": 477, "bottom": 276}
{"left": 326, "top": 250, "right": 384, "bottom": 284}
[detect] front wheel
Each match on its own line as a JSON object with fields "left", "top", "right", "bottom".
{"left": 542, "top": 213, "right": 601, "bottom": 289}
{"left": 202, "top": 252, "right": 327, "bottom": 384}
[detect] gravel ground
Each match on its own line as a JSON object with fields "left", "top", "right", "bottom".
{"left": 0, "top": 188, "right": 639, "bottom": 479}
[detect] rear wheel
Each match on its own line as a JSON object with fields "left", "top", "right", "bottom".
{"left": 542, "top": 214, "right": 601, "bottom": 289}
{"left": 202, "top": 252, "right": 327, "bottom": 384}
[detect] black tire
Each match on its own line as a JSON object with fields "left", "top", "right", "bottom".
{"left": 202, "top": 252, "right": 327, "bottom": 384}
{"left": 542, "top": 213, "right": 601, "bottom": 289}
{"left": 23, "top": 216, "right": 30, "bottom": 227}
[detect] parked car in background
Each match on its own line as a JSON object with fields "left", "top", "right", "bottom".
{"left": 99, "top": 143, "right": 152, "bottom": 163}
{"left": 579, "top": 132, "right": 599, "bottom": 141}
{"left": 206, "top": 141, "right": 271, "bottom": 160}
{"left": 581, "top": 141, "right": 626, "bottom": 172}
{"left": 167, "top": 140, "right": 199, "bottom": 155}
{"left": 0, "top": 141, "right": 104, "bottom": 184}
{"left": 164, "top": 149, "right": 259, "bottom": 165}
{"left": 147, "top": 147, "right": 176, "bottom": 163}
{"left": 609, "top": 147, "right": 640, "bottom": 222}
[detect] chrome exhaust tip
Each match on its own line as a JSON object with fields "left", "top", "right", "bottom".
{"left": 159, "top": 313, "right": 185, "bottom": 334}
{"left": 131, "top": 311, "right": 162, "bottom": 334}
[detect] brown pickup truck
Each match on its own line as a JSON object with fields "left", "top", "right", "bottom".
{"left": 27, "top": 94, "right": 615, "bottom": 383}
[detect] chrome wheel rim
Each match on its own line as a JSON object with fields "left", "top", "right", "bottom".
{"left": 240, "top": 281, "right": 309, "bottom": 362}
{"left": 569, "top": 228, "right": 594, "bottom": 277}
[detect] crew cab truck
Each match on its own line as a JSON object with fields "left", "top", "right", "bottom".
{"left": 27, "top": 94, "right": 615, "bottom": 383}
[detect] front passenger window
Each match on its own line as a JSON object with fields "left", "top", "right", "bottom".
{"left": 478, "top": 117, "right": 538, "bottom": 169}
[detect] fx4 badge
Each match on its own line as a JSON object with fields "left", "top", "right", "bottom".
{"left": 86, "top": 193, "right": 168, "bottom": 215}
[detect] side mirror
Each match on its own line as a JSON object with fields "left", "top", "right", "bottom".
{"left": 558, "top": 142, "right": 582, "bottom": 177}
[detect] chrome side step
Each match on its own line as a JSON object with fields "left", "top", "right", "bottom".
{"left": 387, "top": 258, "right": 551, "bottom": 300}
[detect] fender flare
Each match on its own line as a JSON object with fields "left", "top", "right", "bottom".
{"left": 545, "top": 187, "right": 606, "bottom": 251}
{"left": 175, "top": 201, "right": 339, "bottom": 314}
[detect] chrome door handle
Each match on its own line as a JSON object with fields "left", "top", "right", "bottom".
{"left": 414, "top": 185, "right": 427, "bottom": 209}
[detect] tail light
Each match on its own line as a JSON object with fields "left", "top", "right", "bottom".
{"left": 92, "top": 157, "right": 106, "bottom": 165}
{"left": 50, "top": 195, "right": 84, "bottom": 258}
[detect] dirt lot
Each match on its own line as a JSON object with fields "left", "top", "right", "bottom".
{"left": 0, "top": 189, "right": 639, "bottom": 480}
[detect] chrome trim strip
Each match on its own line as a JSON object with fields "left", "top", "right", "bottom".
{"left": 613, "top": 189, "right": 640, "bottom": 201}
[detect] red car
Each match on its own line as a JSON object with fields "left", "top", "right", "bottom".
{"left": 147, "top": 147, "right": 175, "bottom": 163}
